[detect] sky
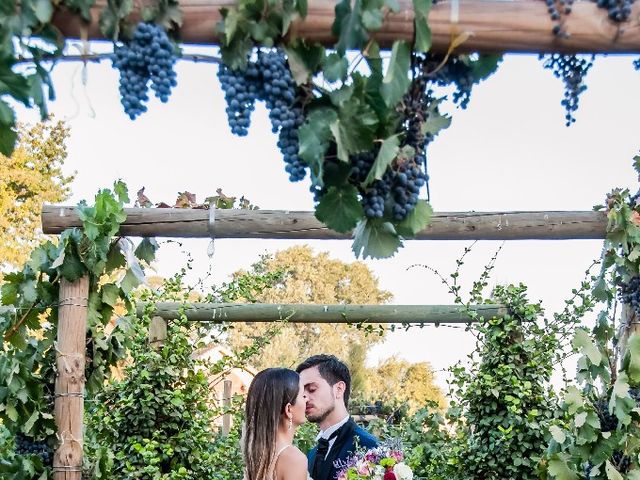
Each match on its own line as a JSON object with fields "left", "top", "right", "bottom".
{"left": 15, "top": 42, "right": 640, "bottom": 390}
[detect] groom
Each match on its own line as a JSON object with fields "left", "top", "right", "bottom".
{"left": 296, "top": 354, "right": 378, "bottom": 480}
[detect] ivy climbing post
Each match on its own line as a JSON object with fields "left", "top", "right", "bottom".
{"left": 53, "top": 276, "right": 89, "bottom": 480}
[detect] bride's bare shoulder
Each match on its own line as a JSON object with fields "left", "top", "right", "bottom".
{"left": 276, "top": 446, "right": 308, "bottom": 479}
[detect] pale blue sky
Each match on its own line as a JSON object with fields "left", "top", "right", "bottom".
{"left": 15, "top": 44, "right": 640, "bottom": 387}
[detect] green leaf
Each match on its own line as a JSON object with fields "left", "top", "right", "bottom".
{"left": 332, "top": 0, "right": 368, "bottom": 56}
{"left": 549, "top": 425, "right": 566, "bottom": 444}
{"left": 296, "top": 0, "right": 308, "bottom": 17}
{"left": 315, "top": 185, "right": 364, "bottom": 233}
{"left": 134, "top": 238, "right": 158, "bottom": 264}
{"left": 572, "top": 329, "right": 602, "bottom": 366}
{"left": 396, "top": 200, "right": 433, "bottom": 237}
{"left": 329, "top": 89, "right": 378, "bottom": 162}
{"left": 323, "top": 52, "right": 348, "bottom": 83}
{"left": 34, "top": 0, "right": 53, "bottom": 23}
{"left": 470, "top": 54, "right": 503, "bottom": 82}
{"left": 362, "top": 8, "right": 383, "bottom": 30}
{"left": 626, "top": 334, "right": 640, "bottom": 384}
{"left": 547, "top": 454, "right": 578, "bottom": 480}
{"left": 23, "top": 410, "right": 39, "bottom": 434}
{"left": 605, "top": 461, "right": 623, "bottom": 480}
{"left": 421, "top": 104, "right": 452, "bottom": 136}
{"left": 284, "top": 43, "right": 325, "bottom": 85}
{"left": 0, "top": 123, "right": 17, "bottom": 157}
{"left": 120, "top": 269, "right": 141, "bottom": 295}
{"left": 0, "top": 68, "right": 31, "bottom": 106}
{"left": 381, "top": 40, "right": 411, "bottom": 108}
{"left": 413, "top": 0, "right": 432, "bottom": 52}
{"left": 352, "top": 219, "right": 402, "bottom": 259}
{"left": 5, "top": 402, "right": 18, "bottom": 422}
{"left": 298, "top": 108, "right": 337, "bottom": 177}
{"left": 364, "top": 134, "right": 400, "bottom": 185}
{"left": 0, "top": 98, "right": 15, "bottom": 126}
{"left": 101, "top": 283, "right": 120, "bottom": 307}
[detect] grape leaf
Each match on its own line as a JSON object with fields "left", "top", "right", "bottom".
{"left": 333, "top": 0, "right": 368, "bottom": 56}
{"left": 413, "top": 0, "right": 432, "bottom": 53}
{"left": 396, "top": 200, "right": 433, "bottom": 237}
{"left": 547, "top": 454, "right": 578, "bottom": 480}
{"left": 352, "top": 219, "right": 402, "bottom": 259}
{"left": 315, "top": 185, "right": 363, "bottom": 233}
{"left": 298, "top": 107, "right": 337, "bottom": 178}
{"left": 323, "top": 52, "right": 348, "bottom": 83}
{"left": 364, "top": 134, "right": 400, "bottom": 185}
{"left": 381, "top": 40, "right": 411, "bottom": 108}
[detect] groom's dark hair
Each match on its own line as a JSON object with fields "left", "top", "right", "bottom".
{"left": 296, "top": 354, "right": 352, "bottom": 407}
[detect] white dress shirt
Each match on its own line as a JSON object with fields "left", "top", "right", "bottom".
{"left": 315, "top": 415, "right": 349, "bottom": 459}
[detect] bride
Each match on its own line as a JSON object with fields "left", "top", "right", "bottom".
{"left": 243, "top": 368, "right": 310, "bottom": 480}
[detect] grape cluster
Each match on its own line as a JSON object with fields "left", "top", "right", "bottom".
{"left": 15, "top": 433, "right": 53, "bottom": 466}
{"left": 112, "top": 22, "right": 177, "bottom": 120}
{"left": 362, "top": 172, "right": 393, "bottom": 219}
{"left": 541, "top": 54, "right": 594, "bottom": 126}
{"left": 611, "top": 451, "right": 632, "bottom": 473}
{"left": 390, "top": 161, "right": 426, "bottom": 220}
{"left": 594, "top": 397, "right": 618, "bottom": 432}
{"left": 594, "top": 0, "right": 635, "bottom": 22}
{"left": 634, "top": 58, "right": 640, "bottom": 70}
{"left": 618, "top": 276, "right": 640, "bottom": 315}
{"left": 217, "top": 49, "right": 306, "bottom": 181}
{"left": 543, "top": 0, "right": 574, "bottom": 36}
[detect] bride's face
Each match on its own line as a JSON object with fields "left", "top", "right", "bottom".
{"left": 289, "top": 381, "right": 307, "bottom": 427}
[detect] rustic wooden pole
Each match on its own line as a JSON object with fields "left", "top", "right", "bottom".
{"left": 136, "top": 302, "right": 507, "bottom": 323}
{"left": 53, "top": 276, "right": 89, "bottom": 480}
{"left": 42, "top": 206, "right": 609, "bottom": 241}
{"left": 222, "top": 380, "right": 232, "bottom": 436}
{"left": 148, "top": 315, "right": 168, "bottom": 348}
{"left": 51, "top": 0, "right": 640, "bottom": 53}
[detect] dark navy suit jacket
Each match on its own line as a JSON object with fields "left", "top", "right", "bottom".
{"left": 307, "top": 418, "right": 378, "bottom": 480}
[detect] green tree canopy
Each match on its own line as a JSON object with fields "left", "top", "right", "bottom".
{"left": 222, "top": 245, "right": 392, "bottom": 391}
{"left": 0, "top": 120, "right": 74, "bottom": 269}
{"left": 364, "top": 356, "right": 445, "bottom": 412}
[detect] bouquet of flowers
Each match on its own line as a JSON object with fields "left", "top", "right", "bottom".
{"left": 336, "top": 441, "right": 413, "bottom": 480}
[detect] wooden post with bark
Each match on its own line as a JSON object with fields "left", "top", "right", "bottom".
{"left": 53, "top": 276, "right": 89, "bottom": 480}
{"left": 222, "top": 379, "right": 233, "bottom": 436}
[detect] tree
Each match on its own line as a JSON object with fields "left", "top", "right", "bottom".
{"left": 0, "top": 120, "right": 74, "bottom": 269}
{"left": 222, "top": 245, "right": 392, "bottom": 390}
{"left": 364, "top": 356, "right": 445, "bottom": 412}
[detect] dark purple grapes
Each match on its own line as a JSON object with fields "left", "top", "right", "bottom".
{"left": 390, "top": 161, "right": 426, "bottom": 220}
{"left": 541, "top": 54, "right": 594, "bottom": 126}
{"left": 594, "top": 0, "right": 634, "bottom": 22}
{"left": 618, "top": 276, "right": 640, "bottom": 315}
{"left": 112, "top": 22, "right": 177, "bottom": 120}
{"left": 218, "top": 49, "right": 306, "bottom": 182}
{"left": 14, "top": 433, "right": 53, "bottom": 467}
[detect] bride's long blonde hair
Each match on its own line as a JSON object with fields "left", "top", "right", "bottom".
{"left": 242, "top": 368, "right": 300, "bottom": 480}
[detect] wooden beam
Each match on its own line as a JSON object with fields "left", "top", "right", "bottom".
{"left": 53, "top": 277, "right": 89, "bottom": 480}
{"left": 42, "top": 206, "right": 608, "bottom": 240}
{"left": 138, "top": 302, "right": 508, "bottom": 323}
{"left": 51, "top": 0, "right": 640, "bottom": 53}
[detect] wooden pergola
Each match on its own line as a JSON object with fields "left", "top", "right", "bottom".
{"left": 41, "top": 1, "right": 640, "bottom": 477}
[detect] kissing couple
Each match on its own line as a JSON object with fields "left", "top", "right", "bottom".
{"left": 242, "top": 354, "right": 379, "bottom": 480}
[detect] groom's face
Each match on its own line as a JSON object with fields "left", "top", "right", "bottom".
{"left": 299, "top": 366, "right": 335, "bottom": 424}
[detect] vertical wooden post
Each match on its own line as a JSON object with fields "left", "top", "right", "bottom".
{"left": 53, "top": 276, "right": 89, "bottom": 480}
{"left": 149, "top": 316, "right": 168, "bottom": 349}
{"left": 222, "top": 379, "right": 232, "bottom": 436}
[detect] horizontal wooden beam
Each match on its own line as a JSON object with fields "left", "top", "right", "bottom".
{"left": 51, "top": 0, "right": 640, "bottom": 53}
{"left": 138, "top": 302, "right": 508, "bottom": 323}
{"left": 0, "top": 302, "right": 507, "bottom": 323}
{"left": 42, "top": 206, "right": 608, "bottom": 240}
